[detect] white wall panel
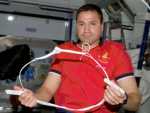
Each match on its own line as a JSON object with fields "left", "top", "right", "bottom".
{"left": 12, "top": 0, "right": 85, "bottom": 9}
{"left": 0, "top": 13, "right": 68, "bottom": 41}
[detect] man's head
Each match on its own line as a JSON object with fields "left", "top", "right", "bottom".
{"left": 75, "top": 4, "right": 104, "bottom": 46}
{"left": 76, "top": 4, "right": 103, "bottom": 23}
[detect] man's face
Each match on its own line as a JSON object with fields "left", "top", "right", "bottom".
{"left": 76, "top": 11, "right": 103, "bottom": 45}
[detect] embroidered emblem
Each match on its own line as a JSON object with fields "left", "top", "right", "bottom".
{"left": 99, "top": 52, "right": 110, "bottom": 63}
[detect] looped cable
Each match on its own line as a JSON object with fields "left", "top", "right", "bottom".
{"left": 17, "top": 46, "right": 110, "bottom": 112}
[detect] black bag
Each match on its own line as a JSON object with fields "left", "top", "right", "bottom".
{"left": 0, "top": 44, "right": 31, "bottom": 81}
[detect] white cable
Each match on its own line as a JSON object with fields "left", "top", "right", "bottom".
{"left": 37, "top": 99, "right": 105, "bottom": 112}
{"left": 141, "top": 0, "right": 150, "bottom": 10}
{"left": 18, "top": 47, "right": 86, "bottom": 88}
{"left": 18, "top": 60, "right": 35, "bottom": 88}
{"left": 86, "top": 54, "right": 109, "bottom": 80}
{"left": 34, "top": 47, "right": 86, "bottom": 61}
{"left": 81, "top": 42, "right": 109, "bottom": 79}
{"left": 17, "top": 46, "right": 110, "bottom": 112}
{"left": 81, "top": 42, "right": 90, "bottom": 53}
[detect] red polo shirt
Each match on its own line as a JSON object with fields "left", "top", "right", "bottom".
{"left": 49, "top": 40, "right": 134, "bottom": 113}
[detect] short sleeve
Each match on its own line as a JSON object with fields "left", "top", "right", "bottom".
{"left": 49, "top": 57, "right": 62, "bottom": 75}
{"left": 48, "top": 42, "right": 69, "bottom": 74}
{"left": 113, "top": 45, "right": 134, "bottom": 80}
{"left": 48, "top": 41, "right": 76, "bottom": 75}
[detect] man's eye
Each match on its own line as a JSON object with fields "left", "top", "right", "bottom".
{"left": 91, "top": 23, "right": 96, "bottom": 25}
{"left": 79, "top": 23, "right": 84, "bottom": 26}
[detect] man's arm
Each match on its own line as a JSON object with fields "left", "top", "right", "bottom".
{"left": 117, "top": 76, "right": 141, "bottom": 111}
{"left": 35, "top": 72, "right": 61, "bottom": 101}
{"left": 104, "top": 76, "right": 141, "bottom": 111}
{"left": 16, "top": 72, "right": 61, "bottom": 107}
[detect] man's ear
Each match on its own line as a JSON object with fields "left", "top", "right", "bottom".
{"left": 100, "top": 24, "right": 104, "bottom": 39}
{"left": 101, "top": 24, "right": 104, "bottom": 33}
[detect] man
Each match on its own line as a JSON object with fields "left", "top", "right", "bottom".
{"left": 15, "top": 4, "right": 141, "bottom": 113}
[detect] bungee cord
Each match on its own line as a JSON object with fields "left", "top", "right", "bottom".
{"left": 7, "top": 42, "right": 124, "bottom": 112}
{"left": 18, "top": 47, "right": 86, "bottom": 88}
{"left": 141, "top": 0, "right": 150, "bottom": 10}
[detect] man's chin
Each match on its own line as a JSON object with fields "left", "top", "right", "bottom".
{"left": 82, "top": 41, "right": 94, "bottom": 45}
{"left": 80, "top": 39, "right": 91, "bottom": 43}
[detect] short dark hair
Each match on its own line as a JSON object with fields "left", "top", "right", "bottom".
{"left": 76, "top": 4, "right": 103, "bottom": 23}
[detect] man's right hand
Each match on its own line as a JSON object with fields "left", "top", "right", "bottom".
{"left": 14, "top": 85, "right": 37, "bottom": 107}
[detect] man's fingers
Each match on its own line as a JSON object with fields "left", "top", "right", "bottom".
{"left": 18, "top": 89, "right": 37, "bottom": 107}
{"left": 13, "top": 85, "right": 24, "bottom": 90}
{"left": 104, "top": 86, "right": 126, "bottom": 105}
{"left": 104, "top": 87, "right": 119, "bottom": 105}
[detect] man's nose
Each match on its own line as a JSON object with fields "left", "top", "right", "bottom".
{"left": 84, "top": 25, "right": 90, "bottom": 32}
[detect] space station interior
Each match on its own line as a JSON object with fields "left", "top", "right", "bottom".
{"left": 0, "top": 0, "right": 150, "bottom": 113}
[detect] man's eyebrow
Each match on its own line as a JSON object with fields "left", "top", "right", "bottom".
{"left": 77, "top": 20, "right": 98, "bottom": 22}
{"left": 77, "top": 20, "right": 84, "bottom": 23}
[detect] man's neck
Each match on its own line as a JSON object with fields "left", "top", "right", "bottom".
{"left": 79, "top": 41, "right": 99, "bottom": 49}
